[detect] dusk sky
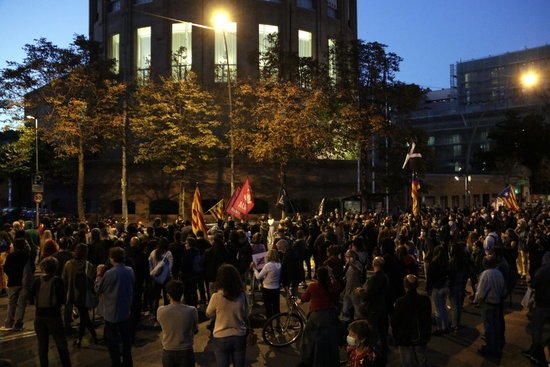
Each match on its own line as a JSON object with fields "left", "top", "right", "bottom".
{"left": 0, "top": 0, "right": 549, "bottom": 90}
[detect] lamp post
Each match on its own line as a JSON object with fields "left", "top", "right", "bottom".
{"left": 26, "top": 115, "right": 40, "bottom": 226}
{"left": 134, "top": 9, "right": 236, "bottom": 194}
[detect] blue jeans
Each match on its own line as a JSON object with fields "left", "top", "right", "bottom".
{"left": 482, "top": 303, "right": 504, "bottom": 355}
{"left": 214, "top": 335, "right": 246, "bottom": 367}
{"left": 432, "top": 287, "right": 450, "bottom": 331}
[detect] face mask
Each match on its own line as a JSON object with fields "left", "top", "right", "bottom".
{"left": 346, "top": 335, "right": 358, "bottom": 347}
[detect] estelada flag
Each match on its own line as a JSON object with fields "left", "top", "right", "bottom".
{"left": 191, "top": 185, "right": 208, "bottom": 235}
{"left": 497, "top": 186, "right": 520, "bottom": 211}
{"left": 207, "top": 199, "right": 225, "bottom": 221}
{"left": 227, "top": 178, "right": 254, "bottom": 219}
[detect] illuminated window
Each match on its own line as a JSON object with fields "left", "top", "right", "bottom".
{"left": 136, "top": 26, "right": 151, "bottom": 80}
{"left": 107, "top": 34, "right": 120, "bottom": 74}
{"left": 172, "top": 22, "right": 192, "bottom": 80}
{"left": 259, "top": 24, "right": 278, "bottom": 71}
{"left": 453, "top": 145, "right": 462, "bottom": 157}
{"left": 427, "top": 136, "right": 435, "bottom": 146}
{"left": 298, "top": 30, "right": 312, "bottom": 58}
{"left": 215, "top": 22, "right": 237, "bottom": 83}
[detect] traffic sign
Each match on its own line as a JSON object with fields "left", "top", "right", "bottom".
{"left": 32, "top": 173, "right": 44, "bottom": 193}
{"left": 33, "top": 193, "right": 43, "bottom": 203}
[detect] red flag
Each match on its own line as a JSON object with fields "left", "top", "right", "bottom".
{"left": 226, "top": 178, "right": 254, "bottom": 218}
{"left": 234, "top": 178, "right": 255, "bottom": 215}
{"left": 191, "top": 185, "right": 208, "bottom": 235}
{"left": 226, "top": 186, "right": 242, "bottom": 218}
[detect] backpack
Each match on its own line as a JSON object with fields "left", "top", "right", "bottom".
{"left": 35, "top": 276, "right": 59, "bottom": 308}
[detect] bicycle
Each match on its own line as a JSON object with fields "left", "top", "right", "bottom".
{"left": 262, "top": 290, "right": 307, "bottom": 347}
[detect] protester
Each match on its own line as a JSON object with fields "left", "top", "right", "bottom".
{"left": 3, "top": 237, "right": 31, "bottom": 331}
{"left": 157, "top": 280, "right": 198, "bottom": 367}
{"left": 391, "top": 274, "right": 432, "bottom": 367}
{"left": 300, "top": 266, "right": 341, "bottom": 367}
{"left": 148, "top": 239, "right": 173, "bottom": 316}
{"left": 346, "top": 320, "right": 380, "bottom": 367}
{"left": 252, "top": 249, "right": 281, "bottom": 319}
{"left": 30, "top": 257, "right": 71, "bottom": 367}
{"left": 474, "top": 254, "right": 507, "bottom": 357}
{"left": 206, "top": 264, "right": 248, "bottom": 367}
{"left": 426, "top": 245, "right": 450, "bottom": 335}
{"left": 62, "top": 243, "right": 98, "bottom": 346}
{"left": 95, "top": 247, "right": 135, "bottom": 367}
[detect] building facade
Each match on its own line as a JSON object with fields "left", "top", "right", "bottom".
{"left": 410, "top": 45, "right": 550, "bottom": 174}
{"left": 90, "top": 0, "right": 358, "bottom": 83}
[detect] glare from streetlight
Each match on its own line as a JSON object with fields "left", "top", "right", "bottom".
{"left": 520, "top": 71, "right": 539, "bottom": 89}
{"left": 26, "top": 115, "right": 36, "bottom": 120}
{"left": 454, "top": 176, "right": 460, "bottom": 181}
{"left": 212, "top": 10, "right": 231, "bottom": 31}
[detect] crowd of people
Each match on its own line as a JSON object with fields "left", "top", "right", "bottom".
{"left": 0, "top": 203, "right": 548, "bottom": 367}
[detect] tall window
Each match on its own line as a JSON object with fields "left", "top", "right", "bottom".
{"left": 172, "top": 22, "right": 192, "bottom": 80}
{"left": 107, "top": 0, "right": 121, "bottom": 12}
{"left": 327, "top": 0, "right": 338, "bottom": 18}
{"left": 298, "top": 30, "right": 312, "bottom": 58}
{"left": 328, "top": 38, "right": 336, "bottom": 81}
{"left": 215, "top": 22, "right": 237, "bottom": 83}
{"left": 136, "top": 26, "right": 151, "bottom": 81}
{"left": 259, "top": 24, "right": 279, "bottom": 72}
{"left": 107, "top": 34, "right": 120, "bottom": 74}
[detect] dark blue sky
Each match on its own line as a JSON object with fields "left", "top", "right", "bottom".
{"left": 1, "top": 0, "right": 549, "bottom": 89}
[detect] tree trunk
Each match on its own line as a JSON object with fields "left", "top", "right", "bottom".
{"left": 121, "top": 102, "right": 128, "bottom": 229}
{"left": 280, "top": 161, "right": 287, "bottom": 219}
{"left": 77, "top": 135, "right": 85, "bottom": 222}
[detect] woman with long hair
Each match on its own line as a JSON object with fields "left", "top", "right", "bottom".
{"left": 252, "top": 249, "right": 281, "bottom": 319}
{"left": 206, "top": 264, "right": 248, "bottom": 367}
{"left": 62, "top": 243, "right": 98, "bottom": 346}
{"left": 299, "top": 266, "right": 341, "bottom": 367}
{"left": 39, "top": 230, "right": 54, "bottom": 261}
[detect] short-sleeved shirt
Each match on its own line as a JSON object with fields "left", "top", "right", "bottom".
{"left": 157, "top": 303, "right": 198, "bottom": 351}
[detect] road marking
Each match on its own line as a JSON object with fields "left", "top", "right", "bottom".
{"left": 0, "top": 330, "right": 36, "bottom": 343}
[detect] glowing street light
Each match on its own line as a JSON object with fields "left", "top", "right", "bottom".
{"left": 212, "top": 10, "right": 231, "bottom": 31}
{"left": 520, "top": 71, "right": 539, "bottom": 89}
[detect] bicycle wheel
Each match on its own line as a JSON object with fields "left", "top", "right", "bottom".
{"left": 262, "top": 312, "right": 304, "bottom": 347}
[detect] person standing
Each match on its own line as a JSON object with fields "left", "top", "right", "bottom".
{"left": 95, "top": 247, "right": 135, "bottom": 367}
{"left": 426, "top": 245, "right": 450, "bottom": 335}
{"left": 2, "top": 238, "right": 31, "bottom": 331}
{"left": 62, "top": 244, "right": 98, "bottom": 346}
{"left": 474, "top": 255, "right": 507, "bottom": 357}
{"left": 30, "top": 257, "right": 71, "bottom": 367}
{"left": 252, "top": 249, "right": 281, "bottom": 319}
{"left": 346, "top": 320, "right": 380, "bottom": 367}
{"left": 206, "top": 264, "right": 248, "bottom": 367}
{"left": 391, "top": 275, "right": 432, "bottom": 367}
{"left": 299, "top": 266, "right": 341, "bottom": 367}
{"left": 157, "top": 280, "right": 198, "bottom": 367}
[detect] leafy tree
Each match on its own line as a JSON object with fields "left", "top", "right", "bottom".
{"left": 130, "top": 74, "right": 221, "bottom": 179}
{"left": 477, "top": 112, "right": 550, "bottom": 192}
{"left": 232, "top": 79, "right": 335, "bottom": 189}
{"left": 0, "top": 36, "right": 125, "bottom": 220}
{"left": 0, "top": 126, "right": 33, "bottom": 176}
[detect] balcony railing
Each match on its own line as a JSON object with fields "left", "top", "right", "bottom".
{"left": 172, "top": 64, "right": 191, "bottom": 81}
{"left": 215, "top": 64, "right": 237, "bottom": 83}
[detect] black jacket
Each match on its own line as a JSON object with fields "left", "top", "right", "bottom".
{"left": 362, "top": 270, "right": 390, "bottom": 323}
{"left": 532, "top": 263, "right": 550, "bottom": 308}
{"left": 30, "top": 275, "right": 66, "bottom": 318}
{"left": 391, "top": 290, "right": 432, "bottom": 346}
{"left": 4, "top": 250, "right": 30, "bottom": 287}
{"left": 204, "top": 243, "right": 230, "bottom": 282}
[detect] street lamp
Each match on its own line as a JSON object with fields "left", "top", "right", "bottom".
{"left": 211, "top": 9, "right": 236, "bottom": 195}
{"left": 520, "top": 71, "right": 539, "bottom": 89}
{"left": 26, "top": 115, "right": 40, "bottom": 226}
{"left": 134, "top": 9, "right": 236, "bottom": 195}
